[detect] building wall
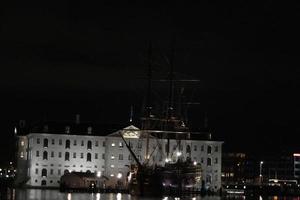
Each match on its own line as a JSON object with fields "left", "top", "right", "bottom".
{"left": 17, "top": 129, "right": 222, "bottom": 191}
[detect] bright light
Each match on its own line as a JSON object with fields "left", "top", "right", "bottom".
{"left": 165, "top": 158, "right": 170, "bottom": 163}
{"left": 111, "top": 143, "right": 115, "bottom": 147}
{"left": 176, "top": 152, "right": 182, "bottom": 157}
{"left": 128, "top": 172, "right": 133, "bottom": 182}
{"left": 193, "top": 161, "right": 197, "bottom": 166}
{"left": 243, "top": 186, "right": 246, "bottom": 189}
{"left": 6, "top": 175, "right": 9, "bottom": 178}
{"left": 111, "top": 155, "right": 115, "bottom": 160}
{"left": 260, "top": 161, "right": 264, "bottom": 164}
{"left": 8, "top": 170, "right": 10, "bottom": 173}
{"left": 0, "top": 168, "right": 2, "bottom": 172}
{"left": 294, "top": 153, "right": 300, "bottom": 157}
{"left": 110, "top": 174, "right": 114, "bottom": 177}
{"left": 116, "top": 193, "right": 122, "bottom": 200}
{"left": 117, "top": 173, "right": 122, "bottom": 179}
{"left": 111, "top": 165, "right": 115, "bottom": 168}
{"left": 67, "top": 193, "right": 72, "bottom": 200}
{"left": 14, "top": 127, "right": 17, "bottom": 134}
{"left": 97, "top": 171, "right": 101, "bottom": 177}
{"left": 96, "top": 193, "right": 100, "bottom": 200}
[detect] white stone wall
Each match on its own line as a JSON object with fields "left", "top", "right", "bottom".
{"left": 17, "top": 130, "right": 222, "bottom": 190}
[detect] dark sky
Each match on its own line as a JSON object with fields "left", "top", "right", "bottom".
{"left": 0, "top": 1, "right": 299, "bottom": 163}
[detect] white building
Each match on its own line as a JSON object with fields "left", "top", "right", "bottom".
{"left": 16, "top": 123, "right": 223, "bottom": 191}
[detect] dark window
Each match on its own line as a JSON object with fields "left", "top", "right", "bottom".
{"left": 102, "top": 154, "right": 105, "bottom": 159}
{"left": 35, "top": 168, "right": 38, "bottom": 174}
{"left": 207, "top": 158, "right": 212, "bottom": 166}
{"left": 59, "top": 139, "right": 62, "bottom": 145}
{"left": 58, "top": 152, "right": 62, "bottom": 158}
{"left": 65, "top": 140, "right": 70, "bottom": 149}
{"left": 42, "top": 168, "right": 47, "bottom": 177}
{"left": 207, "top": 146, "right": 212, "bottom": 154}
{"left": 51, "top": 139, "right": 55, "bottom": 145}
{"left": 119, "top": 154, "right": 123, "bottom": 160}
{"left": 215, "top": 146, "right": 218, "bottom": 152}
{"left": 95, "top": 153, "right": 98, "bottom": 159}
{"left": 87, "top": 141, "right": 92, "bottom": 150}
{"left": 65, "top": 152, "right": 70, "bottom": 161}
{"left": 201, "top": 145, "right": 204, "bottom": 152}
{"left": 51, "top": 151, "right": 54, "bottom": 158}
{"left": 41, "top": 180, "right": 46, "bottom": 186}
{"left": 81, "top": 153, "right": 84, "bottom": 159}
{"left": 186, "top": 145, "right": 191, "bottom": 154}
{"left": 50, "top": 169, "right": 53, "bottom": 175}
{"left": 103, "top": 141, "right": 106, "bottom": 147}
{"left": 95, "top": 141, "right": 99, "bottom": 147}
{"left": 37, "top": 138, "right": 40, "bottom": 144}
{"left": 73, "top": 152, "right": 76, "bottom": 158}
{"left": 74, "top": 140, "right": 77, "bottom": 146}
{"left": 43, "top": 139, "right": 48, "bottom": 148}
{"left": 43, "top": 151, "right": 48, "bottom": 160}
{"left": 81, "top": 140, "right": 84, "bottom": 146}
{"left": 64, "top": 170, "right": 69, "bottom": 175}
{"left": 36, "top": 151, "right": 39, "bottom": 157}
{"left": 87, "top": 153, "right": 91, "bottom": 162}
{"left": 193, "top": 145, "right": 197, "bottom": 151}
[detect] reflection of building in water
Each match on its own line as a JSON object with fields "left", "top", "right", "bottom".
{"left": 15, "top": 119, "right": 222, "bottom": 191}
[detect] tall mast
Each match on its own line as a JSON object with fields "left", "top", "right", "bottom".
{"left": 167, "top": 40, "right": 175, "bottom": 119}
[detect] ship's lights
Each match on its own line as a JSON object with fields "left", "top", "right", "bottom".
{"left": 97, "top": 171, "right": 101, "bottom": 177}
{"left": 67, "top": 193, "right": 72, "bottom": 200}
{"left": 193, "top": 161, "right": 197, "bottom": 166}
{"left": 117, "top": 193, "right": 122, "bottom": 200}
{"left": 117, "top": 173, "right": 122, "bottom": 179}
{"left": 176, "top": 151, "right": 182, "bottom": 157}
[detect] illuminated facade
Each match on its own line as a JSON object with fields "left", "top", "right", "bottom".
{"left": 16, "top": 124, "right": 223, "bottom": 191}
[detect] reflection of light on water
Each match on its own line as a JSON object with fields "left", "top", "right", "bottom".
{"left": 96, "top": 193, "right": 101, "bottom": 200}
{"left": 259, "top": 196, "right": 263, "bottom": 200}
{"left": 116, "top": 193, "right": 122, "bottom": 200}
{"left": 163, "top": 197, "right": 168, "bottom": 200}
{"left": 67, "top": 193, "right": 71, "bottom": 200}
{"left": 273, "top": 196, "right": 278, "bottom": 200}
{"left": 192, "top": 197, "right": 196, "bottom": 200}
{"left": 175, "top": 197, "right": 180, "bottom": 200}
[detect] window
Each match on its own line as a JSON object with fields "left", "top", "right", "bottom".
{"left": 42, "top": 168, "right": 47, "bottom": 177}
{"left": 95, "top": 141, "right": 99, "bottom": 147}
{"left": 36, "top": 151, "right": 39, "bottom": 157}
{"left": 215, "top": 146, "right": 218, "bottom": 152}
{"left": 102, "top": 154, "right": 105, "bottom": 159}
{"left": 41, "top": 180, "right": 46, "bottom": 186}
{"left": 87, "top": 141, "right": 92, "bottom": 150}
{"left": 51, "top": 151, "right": 54, "bottom": 158}
{"left": 65, "top": 126, "right": 70, "bottom": 134}
{"left": 111, "top": 143, "right": 115, "bottom": 147}
{"left": 20, "top": 151, "right": 24, "bottom": 158}
{"left": 193, "top": 145, "right": 197, "bottom": 151}
{"left": 37, "top": 138, "right": 40, "bottom": 144}
{"left": 95, "top": 153, "right": 98, "bottom": 159}
{"left": 65, "top": 140, "right": 70, "bottom": 149}
{"left": 74, "top": 140, "right": 77, "bottom": 146}
{"left": 73, "top": 152, "right": 76, "bottom": 158}
{"left": 64, "top": 169, "right": 69, "bottom": 174}
{"left": 43, "top": 151, "right": 48, "bottom": 160}
{"left": 35, "top": 168, "right": 38, "bottom": 174}
{"left": 58, "top": 169, "right": 61, "bottom": 175}
{"left": 59, "top": 139, "right": 62, "bottom": 145}
{"left": 119, "top": 154, "right": 123, "bottom": 160}
{"left": 207, "top": 158, "right": 212, "bottom": 166}
{"left": 201, "top": 145, "right": 204, "bottom": 152}
{"left": 128, "top": 155, "right": 131, "bottom": 160}
{"left": 51, "top": 139, "right": 55, "bottom": 145}
{"left": 119, "top": 142, "right": 123, "bottom": 148}
{"left": 207, "top": 146, "right": 212, "bottom": 154}
{"left": 58, "top": 152, "right": 62, "bottom": 158}
{"left": 21, "top": 141, "right": 25, "bottom": 146}
{"left": 50, "top": 169, "right": 53, "bottom": 175}
{"left": 103, "top": 141, "right": 106, "bottom": 147}
{"left": 111, "top": 165, "right": 115, "bottom": 168}
{"left": 215, "top": 158, "right": 218, "bottom": 164}
{"left": 43, "top": 139, "right": 48, "bottom": 148}
{"left": 81, "top": 140, "right": 84, "bottom": 146}
{"left": 186, "top": 145, "right": 191, "bottom": 154}
{"left": 201, "top": 157, "right": 204, "bottom": 163}
{"left": 65, "top": 152, "right": 70, "bottom": 161}
{"left": 111, "top": 155, "right": 115, "bottom": 160}
{"left": 81, "top": 153, "right": 84, "bottom": 159}
{"left": 87, "top": 153, "right": 91, "bottom": 162}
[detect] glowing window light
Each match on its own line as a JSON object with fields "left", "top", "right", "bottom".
{"left": 111, "top": 143, "right": 115, "bottom": 147}
{"left": 110, "top": 174, "right": 114, "bottom": 177}
{"left": 111, "top": 165, "right": 115, "bottom": 168}
{"left": 117, "top": 173, "right": 122, "bottom": 179}
{"left": 111, "top": 155, "right": 115, "bottom": 160}
{"left": 97, "top": 171, "right": 101, "bottom": 177}
{"left": 176, "top": 152, "right": 182, "bottom": 157}
{"left": 193, "top": 161, "right": 197, "bottom": 166}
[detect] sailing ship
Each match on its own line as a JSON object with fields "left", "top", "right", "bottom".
{"left": 119, "top": 43, "right": 205, "bottom": 196}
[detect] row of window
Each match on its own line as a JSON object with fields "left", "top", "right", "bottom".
{"left": 36, "top": 168, "right": 100, "bottom": 177}
{"left": 36, "top": 138, "right": 104, "bottom": 149}
{"left": 36, "top": 151, "right": 101, "bottom": 162}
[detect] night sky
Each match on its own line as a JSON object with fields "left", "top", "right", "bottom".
{"left": 0, "top": 2, "right": 299, "bottom": 164}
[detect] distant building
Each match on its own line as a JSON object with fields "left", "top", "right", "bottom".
{"left": 15, "top": 119, "right": 223, "bottom": 191}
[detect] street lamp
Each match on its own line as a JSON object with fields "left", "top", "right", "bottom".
{"left": 259, "top": 161, "right": 264, "bottom": 184}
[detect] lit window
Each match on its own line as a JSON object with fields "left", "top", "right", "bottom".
{"left": 110, "top": 174, "right": 114, "bottom": 177}
{"left": 111, "top": 165, "right": 115, "bottom": 168}
{"left": 20, "top": 152, "right": 24, "bottom": 158}
{"left": 111, "top": 143, "right": 115, "bottom": 147}
{"left": 111, "top": 155, "right": 115, "bottom": 160}
{"left": 119, "top": 142, "right": 123, "bottom": 148}
{"left": 21, "top": 141, "right": 25, "bottom": 146}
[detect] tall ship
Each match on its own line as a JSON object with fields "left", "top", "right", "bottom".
{"left": 121, "top": 43, "right": 213, "bottom": 196}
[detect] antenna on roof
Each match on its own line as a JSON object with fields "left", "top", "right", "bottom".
{"left": 146, "top": 41, "right": 153, "bottom": 117}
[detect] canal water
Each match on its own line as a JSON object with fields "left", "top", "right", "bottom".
{"left": 0, "top": 189, "right": 298, "bottom": 200}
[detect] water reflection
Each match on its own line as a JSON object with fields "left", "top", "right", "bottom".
{"left": 1, "top": 189, "right": 300, "bottom": 200}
